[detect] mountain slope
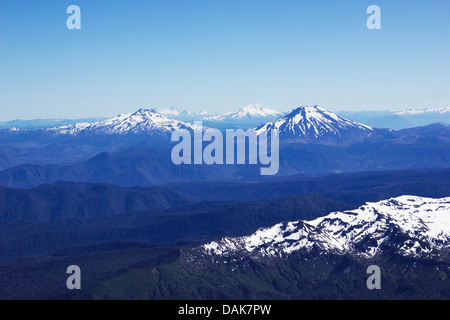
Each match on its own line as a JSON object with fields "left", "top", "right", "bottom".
{"left": 203, "top": 196, "right": 450, "bottom": 260}
{"left": 0, "top": 181, "right": 195, "bottom": 222}
{"left": 166, "top": 169, "right": 450, "bottom": 204}
{"left": 2, "top": 135, "right": 450, "bottom": 188}
{"left": 397, "top": 123, "right": 450, "bottom": 138}
{"left": 254, "top": 106, "right": 374, "bottom": 144}
{"left": 1, "top": 244, "right": 449, "bottom": 300}
{"left": 0, "top": 149, "right": 22, "bottom": 171}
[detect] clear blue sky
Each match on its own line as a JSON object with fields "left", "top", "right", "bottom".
{"left": 1, "top": 0, "right": 449, "bottom": 120}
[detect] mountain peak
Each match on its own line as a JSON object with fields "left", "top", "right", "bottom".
{"left": 280, "top": 105, "right": 371, "bottom": 127}
{"left": 288, "top": 105, "right": 322, "bottom": 113}
{"left": 132, "top": 108, "right": 159, "bottom": 115}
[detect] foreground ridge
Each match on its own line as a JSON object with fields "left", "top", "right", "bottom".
{"left": 203, "top": 195, "right": 450, "bottom": 259}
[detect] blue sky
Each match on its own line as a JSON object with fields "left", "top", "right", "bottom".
{"left": 0, "top": 0, "right": 449, "bottom": 120}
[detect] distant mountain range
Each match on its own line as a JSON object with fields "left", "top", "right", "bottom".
{"left": 2, "top": 104, "right": 449, "bottom": 131}
{"left": 1, "top": 106, "right": 450, "bottom": 185}
{"left": 17, "top": 105, "right": 378, "bottom": 145}
{"left": 339, "top": 105, "right": 450, "bottom": 130}
{"left": 0, "top": 117, "right": 108, "bottom": 131}
{"left": 394, "top": 105, "right": 450, "bottom": 115}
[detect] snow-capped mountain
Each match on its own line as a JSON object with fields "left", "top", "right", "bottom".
{"left": 45, "top": 109, "right": 199, "bottom": 135}
{"left": 203, "top": 196, "right": 450, "bottom": 260}
{"left": 253, "top": 106, "right": 374, "bottom": 144}
{"left": 395, "top": 105, "right": 450, "bottom": 116}
{"left": 201, "top": 104, "right": 284, "bottom": 128}
{"left": 157, "top": 107, "right": 213, "bottom": 122}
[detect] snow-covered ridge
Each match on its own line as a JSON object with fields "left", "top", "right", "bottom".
{"left": 203, "top": 196, "right": 450, "bottom": 259}
{"left": 45, "top": 109, "right": 199, "bottom": 135}
{"left": 253, "top": 106, "right": 373, "bottom": 139}
{"left": 395, "top": 105, "right": 450, "bottom": 116}
{"left": 202, "top": 104, "right": 283, "bottom": 122}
